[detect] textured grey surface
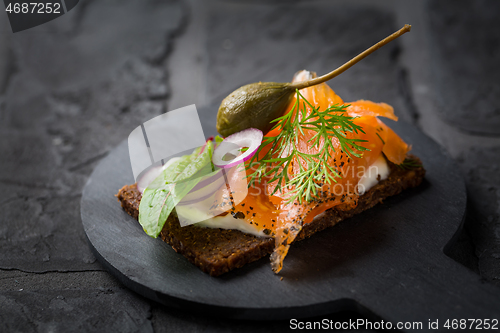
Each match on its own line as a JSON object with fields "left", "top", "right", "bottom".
{"left": 0, "top": 289, "right": 153, "bottom": 332}
{"left": 427, "top": 0, "right": 500, "bottom": 135}
{"left": 1, "top": 0, "right": 500, "bottom": 331}
{"left": 457, "top": 147, "right": 500, "bottom": 282}
{"left": 0, "top": 0, "right": 184, "bottom": 272}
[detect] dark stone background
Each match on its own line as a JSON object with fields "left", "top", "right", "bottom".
{"left": 0, "top": 0, "right": 499, "bottom": 331}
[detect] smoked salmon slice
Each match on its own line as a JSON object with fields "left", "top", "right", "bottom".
{"left": 217, "top": 70, "right": 411, "bottom": 273}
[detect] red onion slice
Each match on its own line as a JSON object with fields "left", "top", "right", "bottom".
{"left": 180, "top": 169, "right": 225, "bottom": 203}
{"left": 212, "top": 128, "right": 263, "bottom": 168}
{"left": 190, "top": 168, "right": 223, "bottom": 192}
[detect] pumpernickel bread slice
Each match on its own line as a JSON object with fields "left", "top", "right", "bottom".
{"left": 116, "top": 155, "right": 425, "bottom": 276}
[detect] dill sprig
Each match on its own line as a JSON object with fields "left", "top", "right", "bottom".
{"left": 397, "top": 158, "right": 422, "bottom": 170}
{"left": 246, "top": 89, "right": 369, "bottom": 204}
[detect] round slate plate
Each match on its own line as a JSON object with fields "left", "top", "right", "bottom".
{"left": 81, "top": 118, "right": 500, "bottom": 323}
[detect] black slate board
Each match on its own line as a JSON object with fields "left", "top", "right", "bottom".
{"left": 81, "top": 112, "right": 500, "bottom": 328}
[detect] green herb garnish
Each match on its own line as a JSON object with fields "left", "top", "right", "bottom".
{"left": 214, "top": 135, "right": 224, "bottom": 146}
{"left": 246, "top": 89, "right": 369, "bottom": 204}
{"left": 397, "top": 158, "right": 422, "bottom": 170}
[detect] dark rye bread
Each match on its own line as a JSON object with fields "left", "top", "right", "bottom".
{"left": 116, "top": 155, "right": 425, "bottom": 276}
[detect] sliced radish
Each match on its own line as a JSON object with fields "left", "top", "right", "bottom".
{"left": 212, "top": 128, "right": 263, "bottom": 168}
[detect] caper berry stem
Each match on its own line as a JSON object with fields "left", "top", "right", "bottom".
{"left": 290, "top": 24, "right": 411, "bottom": 90}
{"left": 216, "top": 24, "right": 412, "bottom": 137}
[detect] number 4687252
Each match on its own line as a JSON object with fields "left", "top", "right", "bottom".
{"left": 5, "top": 2, "right": 61, "bottom": 14}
